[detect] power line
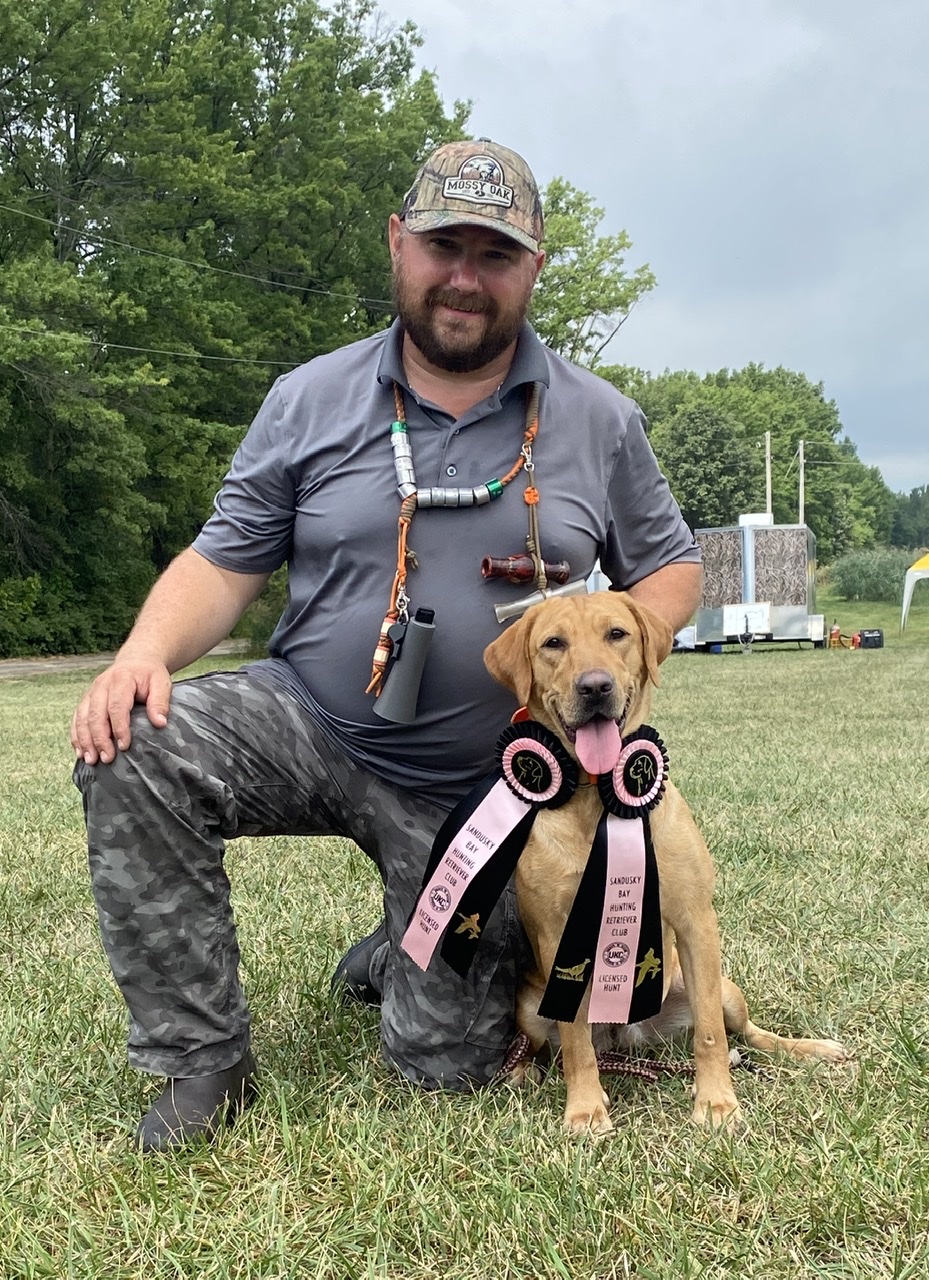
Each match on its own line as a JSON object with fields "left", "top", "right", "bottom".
{"left": 0, "top": 321, "right": 300, "bottom": 367}
{"left": 0, "top": 200, "right": 395, "bottom": 310}
{"left": 25, "top": 186, "right": 329, "bottom": 288}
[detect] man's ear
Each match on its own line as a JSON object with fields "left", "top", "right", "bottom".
{"left": 622, "top": 597, "right": 674, "bottom": 687}
{"left": 483, "top": 616, "right": 533, "bottom": 707}
{"left": 387, "top": 213, "right": 404, "bottom": 261}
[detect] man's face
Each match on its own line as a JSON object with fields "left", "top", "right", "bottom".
{"left": 388, "top": 218, "right": 544, "bottom": 373}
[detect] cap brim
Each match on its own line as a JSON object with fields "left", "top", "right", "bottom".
{"left": 402, "top": 208, "right": 540, "bottom": 254}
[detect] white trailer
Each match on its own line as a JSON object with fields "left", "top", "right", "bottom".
{"left": 692, "top": 515, "right": 824, "bottom": 649}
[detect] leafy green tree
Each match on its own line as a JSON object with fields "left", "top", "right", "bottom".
{"left": 598, "top": 363, "right": 895, "bottom": 561}
{"left": 531, "top": 178, "right": 656, "bottom": 367}
{"left": 890, "top": 485, "right": 929, "bottom": 549}
{"left": 649, "top": 403, "right": 761, "bottom": 531}
{"left": 0, "top": 0, "right": 465, "bottom": 653}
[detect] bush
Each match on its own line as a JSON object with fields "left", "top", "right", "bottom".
{"left": 828, "top": 547, "right": 917, "bottom": 603}
{"left": 0, "top": 574, "right": 42, "bottom": 654}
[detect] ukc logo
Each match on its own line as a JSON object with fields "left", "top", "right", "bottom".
{"left": 429, "top": 886, "right": 452, "bottom": 913}
{"left": 443, "top": 155, "right": 514, "bottom": 208}
{"left": 602, "top": 941, "right": 630, "bottom": 968}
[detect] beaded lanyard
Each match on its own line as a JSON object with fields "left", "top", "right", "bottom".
{"left": 365, "top": 380, "right": 544, "bottom": 696}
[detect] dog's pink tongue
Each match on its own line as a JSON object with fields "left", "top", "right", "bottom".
{"left": 574, "top": 719, "right": 623, "bottom": 776}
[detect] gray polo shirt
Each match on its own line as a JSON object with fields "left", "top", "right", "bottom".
{"left": 193, "top": 321, "right": 698, "bottom": 806}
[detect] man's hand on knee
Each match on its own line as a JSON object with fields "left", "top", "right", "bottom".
{"left": 71, "top": 659, "right": 173, "bottom": 765}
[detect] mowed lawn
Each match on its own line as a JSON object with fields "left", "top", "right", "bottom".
{"left": 1, "top": 620, "right": 927, "bottom": 1279}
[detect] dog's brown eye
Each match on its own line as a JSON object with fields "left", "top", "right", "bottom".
{"left": 542, "top": 635, "right": 566, "bottom": 650}
{"left": 608, "top": 628, "right": 628, "bottom": 642}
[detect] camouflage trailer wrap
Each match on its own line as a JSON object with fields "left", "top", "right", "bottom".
{"left": 693, "top": 522, "right": 821, "bottom": 646}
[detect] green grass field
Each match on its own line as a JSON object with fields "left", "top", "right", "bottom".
{"left": 1, "top": 622, "right": 928, "bottom": 1279}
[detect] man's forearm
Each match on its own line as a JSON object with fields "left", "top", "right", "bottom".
{"left": 625, "top": 561, "right": 703, "bottom": 635}
{"left": 118, "top": 547, "right": 272, "bottom": 673}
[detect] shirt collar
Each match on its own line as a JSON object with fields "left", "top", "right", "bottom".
{"left": 375, "top": 319, "right": 550, "bottom": 394}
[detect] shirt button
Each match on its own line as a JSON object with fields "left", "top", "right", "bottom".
{"left": 446, "top": 465, "right": 458, "bottom": 477}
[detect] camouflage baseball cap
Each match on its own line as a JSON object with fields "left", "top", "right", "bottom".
{"left": 399, "top": 139, "right": 544, "bottom": 253}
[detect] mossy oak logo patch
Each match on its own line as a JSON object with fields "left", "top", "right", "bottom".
{"left": 443, "top": 155, "right": 514, "bottom": 208}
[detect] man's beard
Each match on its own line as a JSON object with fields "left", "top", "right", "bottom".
{"left": 392, "top": 270, "right": 530, "bottom": 373}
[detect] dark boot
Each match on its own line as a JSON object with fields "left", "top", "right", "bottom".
{"left": 329, "top": 920, "right": 387, "bottom": 1006}
{"left": 135, "top": 1050, "right": 258, "bottom": 1153}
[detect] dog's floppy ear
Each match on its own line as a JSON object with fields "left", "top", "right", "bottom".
{"left": 483, "top": 615, "right": 534, "bottom": 707}
{"left": 622, "top": 597, "right": 675, "bottom": 687}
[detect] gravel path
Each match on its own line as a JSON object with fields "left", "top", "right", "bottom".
{"left": 0, "top": 641, "right": 248, "bottom": 680}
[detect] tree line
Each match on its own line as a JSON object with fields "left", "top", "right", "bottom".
{"left": 599, "top": 364, "right": 913, "bottom": 565}
{"left": 0, "top": 0, "right": 922, "bottom": 655}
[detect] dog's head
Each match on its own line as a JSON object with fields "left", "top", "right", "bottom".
{"left": 483, "top": 591, "right": 674, "bottom": 775}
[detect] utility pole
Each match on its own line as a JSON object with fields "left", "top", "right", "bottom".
{"left": 798, "top": 439, "right": 805, "bottom": 525}
{"left": 765, "top": 431, "right": 772, "bottom": 515}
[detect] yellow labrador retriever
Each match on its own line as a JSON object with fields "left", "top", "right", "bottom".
{"left": 484, "top": 591, "right": 847, "bottom": 1135}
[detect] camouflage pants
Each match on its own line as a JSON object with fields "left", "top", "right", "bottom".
{"left": 73, "top": 671, "right": 520, "bottom": 1090}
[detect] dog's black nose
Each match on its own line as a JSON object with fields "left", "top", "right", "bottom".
{"left": 575, "top": 669, "right": 615, "bottom": 701}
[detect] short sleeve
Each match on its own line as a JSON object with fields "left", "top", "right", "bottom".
{"left": 600, "top": 404, "right": 701, "bottom": 589}
{"left": 193, "top": 380, "right": 297, "bottom": 574}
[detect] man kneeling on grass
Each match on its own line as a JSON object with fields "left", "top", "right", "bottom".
{"left": 71, "top": 138, "right": 701, "bottom": 1152}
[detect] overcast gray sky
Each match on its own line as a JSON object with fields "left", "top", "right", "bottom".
{"left": 384, "top": 0, "right": 929, "bottom": 494}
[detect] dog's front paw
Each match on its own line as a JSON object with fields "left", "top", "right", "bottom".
{"left": 691, "top": 1092, "right": 744, "bottom": 1129}
{"left": 813, "top": 1038, "right": 851, "bottom": 1064}
{"left": 565, "top": 1089, "right": 613, "bottom": 1136}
